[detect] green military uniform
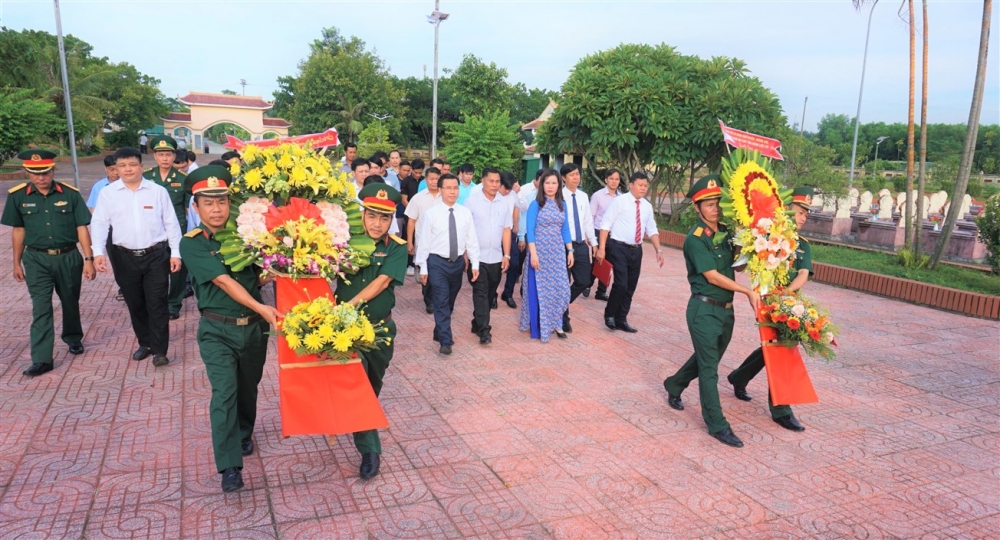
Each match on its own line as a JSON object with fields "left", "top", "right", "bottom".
{"left": 1, "top": 150, "right": 90, "bottom": 368}
{"left": 335, "top": 184, "right": 407, "bottom": 456}
{"left": 728, "top": 187, "right": 815, "bottom": 422}
{"left": 664, "top": 175, "right": 736, "bottom": 435}
{"left": 179, "top": 166, "right": 268, "bottom": 474}
{"left": 144, "top": 135, "right": 189, "bottom": 314}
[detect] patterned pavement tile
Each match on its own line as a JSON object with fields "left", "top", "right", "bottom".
{"left": 399, "top": 435, "right": 478, "bottom": 468}
{"left": 277, "top": 515, "right": 368, "bottom": 539}
{"left": 0, "top": 511, "right": 88, "bottom": 540}
{"left": 9, "top": 449, "right": 104, "bottom": 486}
{"left": 546, "top": 510, "right": 640, "bottom": 540}
{"left": 419, "top": 460, "right": 508, "bottom": 498}
{"left": 360, "top": 500, "right": 463, "bottom": 539}
{"left": 181, "top": 488, "right": 272, "bottom": 536}
{"left": 85, "top": 500, "right": 182, "bottom": 539}
{"left": 268, "top": 480, "right": 358, "bottom": 524}
{"left": 608, "top": 497, "right": 717, "bottom": 538}
{"left": 0, "top": 478, "right": 96, "bottom": 520}
{"left": 674, "top": 486, "right": 774, "bottom": 531}
{"left": 346, "top": 464, "right": 432, "bottom": 510}
{"left": 93, "top": 468, "right": 183, "bottom": 508}
{"left": 509, "top": 478, "right": 606, "bottom": 522}
{"left": 734, "top": 475, "right": 834, "bottom": 517}
{"left": 440, "top": 488, "right": 538, "bottom": 537}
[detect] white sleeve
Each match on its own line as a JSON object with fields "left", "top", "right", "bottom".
{"left": 643, "top": 202, "right": 659, "bottom": 238}
{"left": 464, "top": 210, "right": 480, "bottom": 271}
{"left": 581, "top": 193, "right": 597, "bottom": 244}
{"left": 90, "top": 190, "right": 111, "bottom": 256}
{"left": 415, "top": 211, "right": 431, "bottom": 273}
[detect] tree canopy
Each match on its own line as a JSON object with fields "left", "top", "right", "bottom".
{"left": 442, "top": 111, "right": 524, "bottom": 175}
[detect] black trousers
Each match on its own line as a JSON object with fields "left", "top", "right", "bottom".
{"left": 469, "top": 261, "right": 502, "bottom": 337}
{"left": 501, "top": 232, "right": 523, "bottom": 300}
{"left": 427, "top": 255, "right": 464, "bottom": 346}
{"left": 568, "top": 241, "right": 593, "bottom": 303}
{"left": 110, "top": 244, "right": 171, "bottom": 354}
{"left": 604, "top": 239, "right": 642, "bottom": 324}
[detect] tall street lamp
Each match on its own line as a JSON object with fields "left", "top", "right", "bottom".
{"left": 848, "top": 0, "right": 880, "bottom": 189}
{"left": 427, "top": 2, "right": 449, "bottom": 159}
{"left": 369, "top": 113, "right": 392, "bottom": 142}
{"left": 873, "top": 135, "right": 889, "bottom": 181}
{"left": 53, "top": 0, "right": 80, "bottom": 190}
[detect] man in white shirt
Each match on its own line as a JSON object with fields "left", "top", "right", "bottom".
{"left": 561, "top": 163, "right": 597, "bottom": 332}
{"left": 404, "top": 166, "right": 442, "bottom": 313}
{"left": 415, "top": 174, "right": 480, "bottom": 355}
{"left": 462, "top": 168, "right": 511, "bottom": 345}
{"left": 92, "top": 147, "right": 183, "bottom": 367}
{"left": 339, "top": 142, "right": 357, "bottom": 175}
{"left": 596, "top": 172, "right": 664, "bottom": 333}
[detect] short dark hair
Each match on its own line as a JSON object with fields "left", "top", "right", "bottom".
{"left": 535, "top": 168, "right": 565, "bottom": 211}
{"left": 481, "top": 166, "right": 500, "bottom": 180}
{"left": 186, "top": 149, "right": 197, "bottom": 162}
{"left": 430, "top": 158, "right": 445, "bottom": 167}
{"left": 373, "top": 151, "right": 388, "bottom": 163}
{"left": 344, "top": 142, "right": 357, "bottom": 151}
{"left": 173, "top": 153, "right": 188, "bottom": 165}
{"left": 410, "top": 158, "right": 425, "bottom": 170}
{"left": 114, "top": 147, "right": 142, "bottom": 163}
{"left": 399, "top": 160, "right": 411, "bottom": 168}
{"left": 363, "top": 174, "right": 385, "bottom": 186}
{"left": 208, "top": 159, "right": 229, "bottom": 167}
{"left": 221, "top": 151, "right": 241, "bottom": 162}
{"left": 389, "top": 149, "right": 401, "bottom": 158}
{"left": 603, "top": 168, "right": 620, "bottom": 180}
{"left": 425, "top": 166, "right": 441, "bottom": 177}
{"left": 559, "top": 163, "right": 580, "bottom": 176}
{"left": 534, "top": 168, "right": 545, "bottom": 181}
{"left": 499, "top": 171, "right": 516, "bottom": 190}
{"left": 103, "top": 155, "right": 117, "bottom": 167}
{"left": 438, "top": 173, "right": 459, "bottom": 189}
{"left": 351, "top": 158, "right": 370, "bottom": 171}
{"left": 458, "top": 163, "right": 475, "bottom": 174}
{"left": 630, "top": 171, "right": 649, "bottom": 183}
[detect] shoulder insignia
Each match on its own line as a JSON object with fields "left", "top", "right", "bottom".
{"left": 144, "top": 167, "right": 154, "bottom": 172}
{"left": 175, "top": 169, "right": 187, "bottom": 176}
{"left": 184, "top": 227, "right": 203, "bottom": 238}
{"left": 389, "top": 234, "right": 406, "bottom": 245}
{"left": 693, "top": 227, "right": 703, "bottom": 237}
{"left": 60, "top": 182, "right": 79, "bottom": 192}
{"left": 7, "top": 183, "right": 27, "bottom": 194}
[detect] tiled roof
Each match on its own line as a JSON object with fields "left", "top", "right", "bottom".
{"left": 178, "top": 92, "right": 272, "bottom": 109}
{"left": 263, "top": 118, "right": 291, "bottom": 128}
{"left": 162, "top": 112, "right": 191, "bottom": 122}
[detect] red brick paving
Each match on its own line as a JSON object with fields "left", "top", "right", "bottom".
{"left": 1, "top": 166, "right": 999, "bottom": 538}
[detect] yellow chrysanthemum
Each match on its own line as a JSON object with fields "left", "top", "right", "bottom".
{"left": 262, "top": 160, "right": 279, "bottom": 177}
{"left": 807, "top": 308, "right": 818, "bottom": 319}
{"left": 361, "top": 320, "right": 376, "bottom": 343}
{"left": 304, "top": 332, "right": 324, "bottom": 351}
{"left": 277, "top": 153, "right": 293, "bottom": 169}
{"left": 332, "top": 332, "right": 353, "bottom": 352}
{"left": 243, "top": 169, "right": 264, "bottom": 190}
{"left": 242, "top": 144, "right": 259, "bottom": 162}
{"left": 229, "top": 161, "right": 241, "bottom": 177}
{"left": 285, "top": 333, "right": 302, "bottom": 350}
{"left": 289, "top": 166, "right": 308, "bottom": 186}
{"left": 317, "top": 324, "right": 335, "bottom": 341}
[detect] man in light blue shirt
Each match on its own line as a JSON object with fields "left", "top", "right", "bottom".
{"left": 86, "top": 155, "right": 119, "bottom": 211}
{"left": 455, "top": 163, "right": 477, "bottom": 205}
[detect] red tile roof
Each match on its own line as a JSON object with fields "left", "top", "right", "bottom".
{"left": 162, "top": 112, "right": 191, "bottom": 122}
{"left": 178, "top": 92, "right": 272, "bottom": 109}
{"left": 263, "top": 118, "right": 291, "bottom": 128}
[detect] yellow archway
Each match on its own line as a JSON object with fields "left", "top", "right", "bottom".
{"left": 161, "top": 92, "right": 291, "bottom": 153}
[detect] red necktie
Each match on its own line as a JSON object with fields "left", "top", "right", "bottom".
{"left": 634, "top": 199, "right": 642, "bottom": 244}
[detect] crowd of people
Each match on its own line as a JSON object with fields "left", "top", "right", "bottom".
{"left": 3, "top": 138, "right": 816, "bottom": 492}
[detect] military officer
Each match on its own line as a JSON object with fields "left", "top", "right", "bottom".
{"left": 1, "top": 150, "right": 96, "bottom": 376}
{"left": 663, "top": 175, "right": 759, "bottom": 448}
{"left": 144, "top": 135, "right": 189, "bottom": 319}
{"left": 179, "top": 165, "right": 280, "bottom": 492}
{"left": 334, "top": 183, "right": 407, "bottom": 480}
{"left": 726, "top": 186, "right": 815, "bottom": 432}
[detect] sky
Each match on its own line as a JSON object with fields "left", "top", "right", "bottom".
{"left": 2, "top": 0, "right": 998, "bottom": 131}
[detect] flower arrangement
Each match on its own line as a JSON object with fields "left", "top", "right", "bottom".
{"left": 759, "top": 288, "right": 838, "bottom": 360}
{"left": 228, "top": 143, "right": 353, "bottom": 204}
{"left": 720, "top": 149, "right": 796, "bottom": 293}
{"left": 276, "top": 296, "right": 390, "bottom": 360}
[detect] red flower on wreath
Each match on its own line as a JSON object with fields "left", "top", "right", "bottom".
{"left": 787, "top": 317, "right": 801, "bottom": 330}
{"left": 775, "top": 313, "right": 789, "bottom": 323}
{"left": 808, "top": 329, "right": 821, "bottom": 341}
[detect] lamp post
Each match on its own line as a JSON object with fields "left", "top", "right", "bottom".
{"left": 369, "top": 113, "right": 392, "bottom": 142}
{"left": 53, "top": 0, "right": 80, "bottom": 190}
{"left": 873, "top": 135, "right": 889, "bottom": 181}
{"left": 427, "top": 2, "right": 449, "bottom": 159}
{"left": 848, "top": 0, "right": 880, "bottom": 190}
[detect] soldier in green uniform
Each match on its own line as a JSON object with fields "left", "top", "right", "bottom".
{"left": 335, "top": 183, "right": 407, "bottom": 480}
{"left": 663, "top": 175, "right": 759, "bottom": 448}
{"left": 1, "top": 150, "right": 96, "bottom": 376}
{"left": 179, "top": 165, "right": 279, "bottom": 493}
{"left": 144, "top": 135, "right": 189, "bottom": 319}
{"left": 726, "top": 186, "right": 815, "bottom": 432}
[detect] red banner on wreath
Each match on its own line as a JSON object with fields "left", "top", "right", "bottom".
{"left": 274, "top": 276, "right": 388, "bottom": 438}
{"left": 719, "top": 120, "right": 784, "bottom": 161}
{"left": 223, "top": 128, "right": 340, "bottom": 151}
{"left": 758, "top": 311, "right": 819, "bottom": 405}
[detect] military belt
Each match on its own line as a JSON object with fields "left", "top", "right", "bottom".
{"left": 25, "top": 245, "right": 76, "bottom": 255}
{"left": 201, "top": 311, "right": 263, "bottom": 326}
{"left": 693, "top": 294, "right": 733, "bottom": 309}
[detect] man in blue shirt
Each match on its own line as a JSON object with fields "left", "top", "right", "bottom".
{"left": 86, "top": 155, "right": 119, "bottom": 211}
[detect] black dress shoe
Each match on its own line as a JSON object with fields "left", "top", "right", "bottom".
{"left": 425, "top": 305, "right": 434, "bottom": 314}
{"left": 479, "top": 334, "right": 492, "bottom": 345}
{"left": 68, "top": 342, "right": 84, "bottom": 355}
{"left": 360, "top": 452, "right": 381, "bottom": 480}
{"left": 595, "top": 292, "right": 609, "bottom": 301}
{"left": 727, "top": 374, "right": 752, "bottom": 401}
{"left": 562, "top": 319, "right": 573, "bottom": 333}
{"left": 773, "top": 414, "right": 806, "bottom": 432}
{"left": 439, "top": 345, "right": 452, "bottom": 355}
{"left": 168, "top": 310, "right": 180, "bottom": 320}
{"left": 241, "top": 438, "right": 254, "bottom": 456}
{"left": 184, "top": 286, "right": 194, "bottom": 299}
{"left": 504, "top": 297, "right": 517, "bottom": 309}
{"left": 615, "top": 321, "right": 639, "bottom": 333}
{"left": 132, "top": 347, "right": 152, "bottom": 361}
{"left": 711, "top": 428, "right": 744, "bottom": 448}
{"left": 605, "top": 317, "right": 617, "bottom": 330}
{"left": 582, "top": 289, "right": 590, "bottom": 298}
{"left": 667, "top": 393, "right": 684, "bottom": 411}
{"left": 23, "top": 363, "right": 54, "bottom": 377}
{"left": 491, "top": 297, "right": 498, "bottom": 310}
{"left": 555, "top": 331, "right": 568, "bottom": 339}
{"left": 221, "top": 467, "right": 244, "bottom": 492}
{"left": 152, "top": 354, "right": 169, "bottom": 367}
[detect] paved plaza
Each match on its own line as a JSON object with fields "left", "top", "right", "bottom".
{"left": 0, "top": 162, "right": 998, "bottom": 538}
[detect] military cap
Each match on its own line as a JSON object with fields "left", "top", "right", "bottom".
{"left": 358, "top": 183, "right": 401, "bottom": 215}
{"left": 17, "top": 149, "right": 57, "bottom": 173}
{"left": 686, "top": 174, "right": 723, "bottom": 203}
{"left": 791, "top": 186, "right": 815, "bottom": 209}
{"left": 184, "top": 165, "right": 231, "bottom": 197}
{"left": 149, "top": 135, "right": 178, "bottom": 153}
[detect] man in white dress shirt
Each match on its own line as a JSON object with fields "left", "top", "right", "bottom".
{"left": 462, "top": 168, "right": 511, "bottom": 345}
{"left": 404, "top": 166, "right": 442, "bottom": 313}
{"left": 596, "top": 172, "right": 664, "bottom": 333}
{"left": 91, "top": 147, "right": 182, "bottom": 367}
{"left": 561, "top": 163, "right": 597, "bottom": 333}
{"left": 415, "top": 174, "right": 480, "bottom": 355}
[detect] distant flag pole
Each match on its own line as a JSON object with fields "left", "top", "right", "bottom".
{"left": 53, "top": 0, "right": 81, "bottom": 190}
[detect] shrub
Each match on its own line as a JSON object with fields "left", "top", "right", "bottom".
{"left": 976, "top": 195, "right": 1000, "bottom": 274}
{"left": 897, "top": 248, "right": 929, "bottom": 269}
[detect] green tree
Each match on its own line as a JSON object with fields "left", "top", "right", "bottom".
{"left": 442, "top": 111, "right": 523, "bottom": 174}
{"left": 357, "top": 121, "right": 394, "bottom": 157}
{"left": 220, "top": 89, "right": 238, "bottom": 95}
{"left": 510, "top": 84, "right": 558, "bottom": 125}
{"left": 449, "top": 54, "right": 515, "bottom": 119}
{"left": 287, "top": 27, "right": 406, "bottom": 137}
{"left": 536, "top": 44, "right": 785, "bottom": 219}
{"left": 0, "top": 89, "right": 62, "bottom": 166}
{"left": 103, "top": 64, "right": 168, "bottom": 149}
{"left": 395, "top": 75, "right": 459, "bottom": 149}
{"left": 778, "top": 135, "right": 849, "bottom": 198}
{"left": 335, "top": 96, "right": 365, "bottom": 143}
{"left": 269, "top": 75, "right": 295, "bottom": 119}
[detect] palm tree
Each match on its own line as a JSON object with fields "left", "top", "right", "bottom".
{"left": 38, "top": 43, "right": 115, "bottom": 146}
{"left": 930, "top": 0, "right": 992, "bottom": 269}
{"left": 335, "top": 96, "right": 365, "bottom": 143}
{"left": 902, "top": 0, "right": 917, "bottom": 249}
{"left": 913, "top": 0, "right": 929, "bottom": 255}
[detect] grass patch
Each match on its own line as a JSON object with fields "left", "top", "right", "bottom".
{"left": 655, "top": 214, "right": 691, "bottom": 234}
{"left": 811, "top": 243, "right": 1000, "bottom": 297}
